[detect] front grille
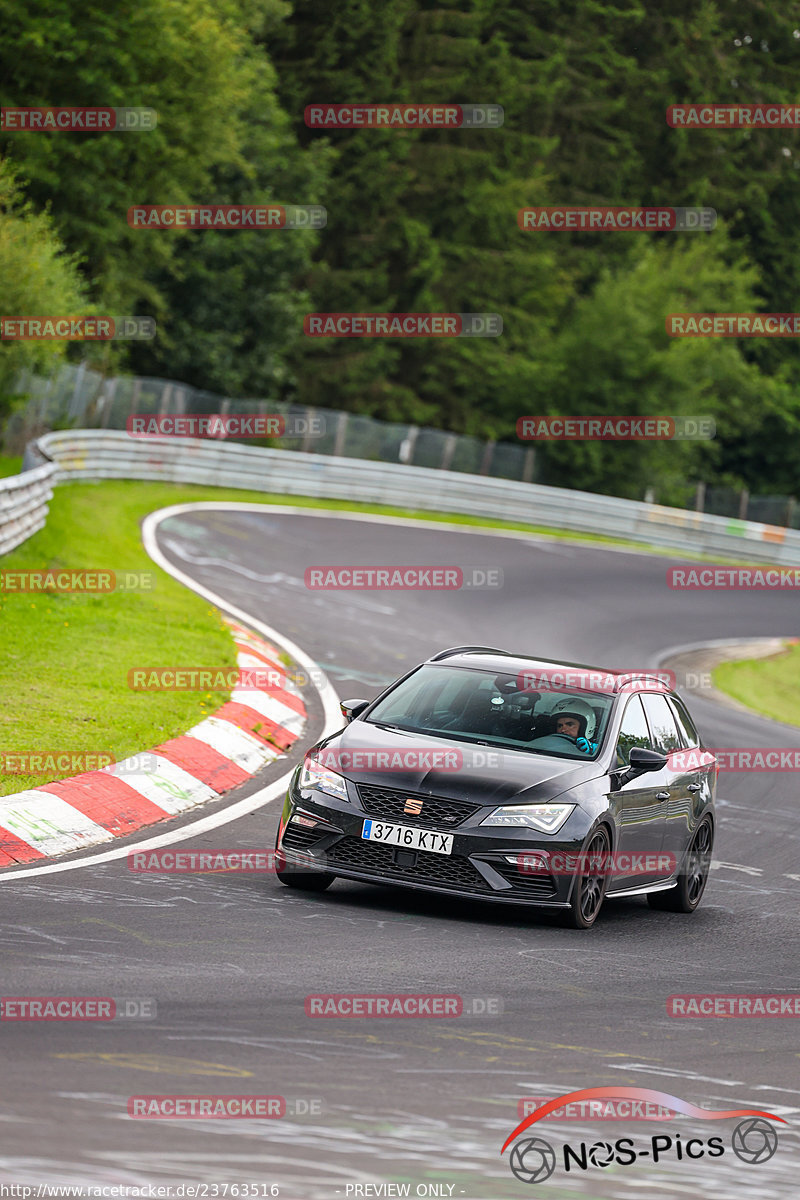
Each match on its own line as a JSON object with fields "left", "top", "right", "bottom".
{"left": 327, "top": 836, "right": 491, "bottom": 892}
{"left": 282, "top": 824, "right": 324, "bottom": 851}
{"left": 490, "top": 862, "right": 558, "bottom": 899}
{"left": 356, "top": 785, "right": 482, "bottom": 829}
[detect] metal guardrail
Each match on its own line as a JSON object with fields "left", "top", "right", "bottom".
{"left": 0, "top": 460, "right": 56, "bottom": 556}
{"left": 0, "top": 428, "right": 791, "bottom": 566}
{"left": 4, "top": 363, "right": 538, "bottom": 485}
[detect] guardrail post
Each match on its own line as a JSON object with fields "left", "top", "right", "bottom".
{"left": 522, "top": 446, "right": 536, "bottom": 483}
{"left": 694, "top": 482, "right": 705, "bottom": 513}
{"left": 738, "top": 488, "right": 749, "bottom": 521}
{"left": 100, "top": 377, "right": 116, "bottom": 428}
{"left": 440, "top": 433, "right": 457, "bottom": 471}
{"left": 70, "top": 361, "right": 86, "bottom": 418}
{"left": 479, "top": 439, "right": 495, "bottom": 475}
{"left": 159, "top": 382, "right": 173, "bottom": 416}
{"left": 399, "top": 426, "right": 419, "bottom": 464}
{"left": 302, "top": 408, "right": 317, "bottom": 452}
{"left": 333, "top": 412, "right": 349, "bottom": 456}
{"left": 786, "top": 496, "right": 796, "bottom": 528}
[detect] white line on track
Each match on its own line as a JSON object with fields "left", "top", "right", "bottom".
{"left": 4, "top": 501, "right": 791, "bottom": 881}
{"left": 0, "top": 502, "right": 343, "bottom": 882}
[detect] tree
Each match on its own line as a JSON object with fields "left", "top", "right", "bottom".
{"left": 0, "top": 157, "right": 91, "bottom": 418}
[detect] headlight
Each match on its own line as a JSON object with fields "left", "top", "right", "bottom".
{"left": 298, "top": 756, "right": 350, "bottom": 802}
{"left": 480, "top": 803, "right": 575, "bottom": 833}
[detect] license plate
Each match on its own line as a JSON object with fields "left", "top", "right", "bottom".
{"left": 361, "top": 819, "right": 453, "bottom": 856}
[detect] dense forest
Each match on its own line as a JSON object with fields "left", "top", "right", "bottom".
{"left": 2, "top": 0, "right": 800, "bottom": 500}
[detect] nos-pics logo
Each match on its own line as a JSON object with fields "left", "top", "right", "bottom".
{"left": 501, "top": 1087, "right": 783, "bottom": 1184}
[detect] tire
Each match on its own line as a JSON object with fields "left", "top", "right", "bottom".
{"left": 563, "top": 827, "right": 610, "bottom": 929}
{"left": 647, "top": 819, "right": 713, "bottom": 913}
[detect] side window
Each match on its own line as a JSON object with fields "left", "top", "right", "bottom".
{"left": 641, "top": 693, "right": 682, "bottom": 754}
{"left": 668, "top": 697, "right": 699, "bottom": 749}
{"left": 616, "top": 696, "right": 652, "bottom": 766}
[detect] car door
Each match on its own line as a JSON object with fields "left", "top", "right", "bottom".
{"left": 638, "top": 691, "right": 697, "bottom": 878}
{"left": 659, "top": 693, "right": 715, "bottom": 865}
{"left": 607, "top": 694, "right": 669, "bottom": 889}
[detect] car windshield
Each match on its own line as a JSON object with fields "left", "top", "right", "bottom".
{"left": 365, "top": 664, "right": 613, "bottom": 759}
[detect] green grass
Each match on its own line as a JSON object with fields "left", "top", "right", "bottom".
{"left": 0, "top": 454, "right": 23, "bottom": 478}
{"left": 0, "top": 473, "right": 777, "bottom": 797}
{"left": 0, "top": 481, "right": 240, "bottom": 796}
{"left": 713, "top": 641, "right": 800, "bottom": 727}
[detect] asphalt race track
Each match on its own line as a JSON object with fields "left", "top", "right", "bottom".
{"left": 3, "top": 507, "right": 800, "bottom": 1198}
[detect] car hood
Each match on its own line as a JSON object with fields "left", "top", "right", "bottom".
{"left": 311, "top": 721, "right": 603, "bottom": 806}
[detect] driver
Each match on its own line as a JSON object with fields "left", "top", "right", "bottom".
{"left": 551, "top": 697, "right": 598, "bottom": 755}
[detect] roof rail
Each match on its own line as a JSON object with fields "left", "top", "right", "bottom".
{"left": 616, "top": 672, "right": 671, "bottom": 691}
{"left": 429, "top": 645, "right": 506, "bottom": 661}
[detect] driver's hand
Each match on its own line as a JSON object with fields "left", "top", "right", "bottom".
{"left": 576, "top": 736, "right": 597, "bottom": 755}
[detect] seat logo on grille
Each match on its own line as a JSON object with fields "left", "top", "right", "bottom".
{"left": 404, "top": 798, "right": 424, "bottom": 815}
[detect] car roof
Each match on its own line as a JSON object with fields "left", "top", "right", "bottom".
{"left": 425, "top": 647, "right": 672, "bottom": 695}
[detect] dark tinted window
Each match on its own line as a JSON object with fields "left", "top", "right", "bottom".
{"left": 668, "top": 697, "right": 700, "bottom": 748}
{"left": 641, "top": 693, "right": 682, "bottom": 754}
{"left": 616, "top": 695, "right": 652, "bottom": 766}
{"left": 366, "top": 664, "right": 613, "bottom": 758}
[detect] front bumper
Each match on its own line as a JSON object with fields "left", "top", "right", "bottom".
{"left": 277, "top": 783, "right": 592, "bottom": 908}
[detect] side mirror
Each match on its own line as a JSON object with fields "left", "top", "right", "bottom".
{"left": 628, "top": 746, "right": 668, "bottom": 773}
{"left": 340, "top": 698, "right": 369, "bottom": 723}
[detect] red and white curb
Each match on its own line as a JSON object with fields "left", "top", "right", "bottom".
{"left": 0, "top": 618, "right": 306, "bottom": 867}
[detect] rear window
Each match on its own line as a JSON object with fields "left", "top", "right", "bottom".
{"left": 365, "top": 663, "right": 613, "bottom": 759}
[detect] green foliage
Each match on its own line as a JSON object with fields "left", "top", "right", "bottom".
{"left": 0, "top": 0, "right": 326, "bottom": 397}
{"left": 4, "top": 0, "right": 800, "bottom": 496}
{"left": 0, "top": 157, "right": 90, "bottom": 414}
